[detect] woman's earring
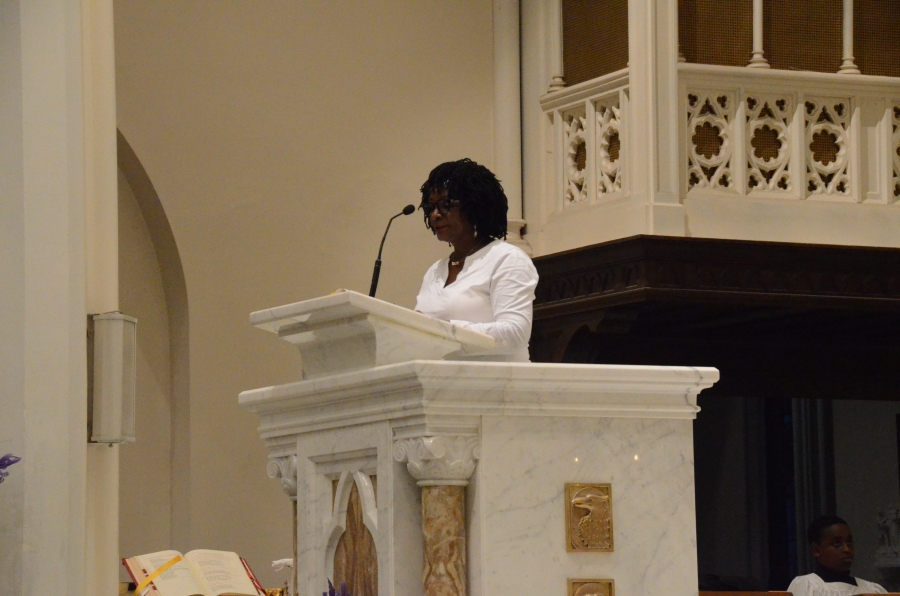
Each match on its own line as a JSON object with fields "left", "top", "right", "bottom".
{"left": 474, "top": 225, "right": 478, "bottom": 238}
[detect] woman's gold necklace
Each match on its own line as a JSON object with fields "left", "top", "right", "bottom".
{"left": 449, "top": 241, "right": 485, "bottom": 267}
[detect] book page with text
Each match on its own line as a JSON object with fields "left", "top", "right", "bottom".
{"left": 134, "top": 550, "right": 206, "bottom": 596}
{"left": 185, "top": 550, "right": 259, "bottom": 596}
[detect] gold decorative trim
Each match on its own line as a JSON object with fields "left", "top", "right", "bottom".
{"left": 565, "top": 483, "right": 613, "bottom": 552}
{"left": 568, "top": 578, "right": 614, "bottom": 596}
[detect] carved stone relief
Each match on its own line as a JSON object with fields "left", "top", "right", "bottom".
{"left": 687, "top": 91, "right": 735, "bottom": 191}
{"left": 746, "top": 94, "right": 792, "bottom": 192}
{"left": 266, "top": 455, "right": 298, "bottom": 499}
{"left": 392, "top": 436, "right": 480, "bottom": 486}
{"left": 595, "top": 97, "right": 622, "bottom": 198}
{"left": 565, "top": 483, "right": 613, "bottom": 552}
{"left": 568, "top": 578, "right": 614, "bottom": 596}
{"left": 804, "top": 97, "right": 851, "bottom": 197}
{"left": 564, "top": 107, "right": 588, "bottom": 205}
{"left": 876, "top": 504, "right": 900, "bottom": 569}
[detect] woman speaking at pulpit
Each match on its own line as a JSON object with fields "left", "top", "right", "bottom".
{"left": 415, "top": 158, "right": 538, "bottom": 362}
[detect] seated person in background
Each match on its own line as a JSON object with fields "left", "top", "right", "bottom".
{"left": 789, "top": 515, "right": 887, "bottom": 596}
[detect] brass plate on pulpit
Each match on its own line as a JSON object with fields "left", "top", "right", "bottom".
{"left": 565, "top": 483, "right": 613, "bottom": 552}
{"left": 568, "top": 578, "right": 614, "bottom": 596}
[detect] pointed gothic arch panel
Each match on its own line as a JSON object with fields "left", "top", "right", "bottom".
{"left": 116, "top": 130, "right": 192, "bottom": 555}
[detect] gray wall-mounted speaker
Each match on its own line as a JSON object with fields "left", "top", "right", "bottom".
{"left": 90, "top": 312, "right": 137, "bottom": 444}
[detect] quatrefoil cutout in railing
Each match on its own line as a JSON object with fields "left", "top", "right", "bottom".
{"left": 596, "top": 98, "right": 622, "bottom": 198}
{"left": 564, "top": 109, "right": 588, "bottom": 204}
{"left": 687, "top": 91, "right": 735, "bottom": 191}
{"left": 805, "top": 98, "right": 850, "bottom": 197}
{"left": 746, "top": 95, "right": 792, "bottom": 193}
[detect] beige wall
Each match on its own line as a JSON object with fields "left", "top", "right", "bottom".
{"left": 114, "top": 0, "right": 495, "bottom": 588}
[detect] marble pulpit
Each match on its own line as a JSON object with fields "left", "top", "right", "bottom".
{"left": 240, "top": 291, "right": 718, "bottom": 596}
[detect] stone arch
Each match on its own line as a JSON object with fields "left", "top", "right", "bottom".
{"left": 117, "top": 130, "right": 192, "bottom": 552}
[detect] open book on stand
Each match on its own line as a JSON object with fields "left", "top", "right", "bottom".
{"left": 123, "top": 549, "right": 265, "bottom": 596}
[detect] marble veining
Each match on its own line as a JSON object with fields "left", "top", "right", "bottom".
{"left": 422, "top": 485, "right": 467, "bottom": 596}
{"left": 474, "top": 416, "right": 698, "bottom": 596}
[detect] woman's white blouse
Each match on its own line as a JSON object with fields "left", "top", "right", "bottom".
{"left": 415, "top": 240, "right": 538, "bottom": 362}
{"left": 787, "top": 574, "right": 887, "bottom": 596}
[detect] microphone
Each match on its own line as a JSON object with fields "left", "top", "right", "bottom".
{"left": 369, "top": 204, "right": 416, "bottom": 297}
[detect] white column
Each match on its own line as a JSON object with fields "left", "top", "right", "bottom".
{"left": 493, "top": 0, "right": 531, "bottom": 254}
{"left": 547, "top": 0, "right": 565, "bottom": 92}
{"left": 81, "top": 1, "right": 120, "bottom": 594}
{"left": 0, "top": 1, "right": 88, "bottom": 594}
{"left": 838, "top": 0, "right": 860, "bottom": 74}
{"left": 748, "top": 0, "right": 770, "bottom": 68}
{"left": 628, "top": 0, "right": 685, "bottom": 235}
{"left": 83, "top": 0, "right": 118, "bottom": 311}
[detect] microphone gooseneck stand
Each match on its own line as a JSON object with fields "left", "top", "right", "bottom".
{"left": 369, "top": 204, "right": 416, "bottom": 297}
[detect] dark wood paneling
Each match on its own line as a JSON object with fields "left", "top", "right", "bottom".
{"left": 531, "top": 236, "right": 900, "bottom": 401}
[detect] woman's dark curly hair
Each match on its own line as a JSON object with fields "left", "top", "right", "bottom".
{"left": 419, "top": 158, "right": 508, "bottom": 241}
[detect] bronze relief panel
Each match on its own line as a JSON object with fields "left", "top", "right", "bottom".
{"left": 565, "top": 483, "right": 613, "bottom": 552}
{"left": 568, "top": 578, "right": 615, "bottom": 596}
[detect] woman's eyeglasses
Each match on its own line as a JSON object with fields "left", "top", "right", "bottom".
{"left": 422, "top": 198, "right": 459, "bottom": 217}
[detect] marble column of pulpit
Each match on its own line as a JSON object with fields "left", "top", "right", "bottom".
{"left": 393, "top": 436, "right": 480, "bottom": 596}
{"left": 240, "top": 291, "right": 719, "bottom": 596}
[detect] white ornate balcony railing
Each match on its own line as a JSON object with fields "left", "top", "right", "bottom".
{"left": 540, "top": 68, "right": 629, "bottom": 212}
{"left": 538, "top": 64, "right": 900, "bottom": 232}
{"left": 680, "top": 63, "right": 900, "bottom": 204}
{"left": 893, "top": 104, "right": 900, "bottom": 199}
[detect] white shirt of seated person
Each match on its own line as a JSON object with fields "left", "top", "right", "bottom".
{"left": 788, "top": 573, "right": 886, "bottom": 596}
{"left": 789, "top": 523, "right": 887, "bottom": 596}
{"left": 415, "top": 239, "right": 538, "bottom": 363}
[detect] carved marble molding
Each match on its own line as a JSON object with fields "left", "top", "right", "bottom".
{"left": 392, "top": 436, "right": 480, "bottom": 487}
{"left": 267, "top": 455, "right": 298, "bottom": 500}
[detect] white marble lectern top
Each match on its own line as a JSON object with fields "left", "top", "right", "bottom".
{"left": 249, "top": 290, "right": 495, "bottom": 379}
